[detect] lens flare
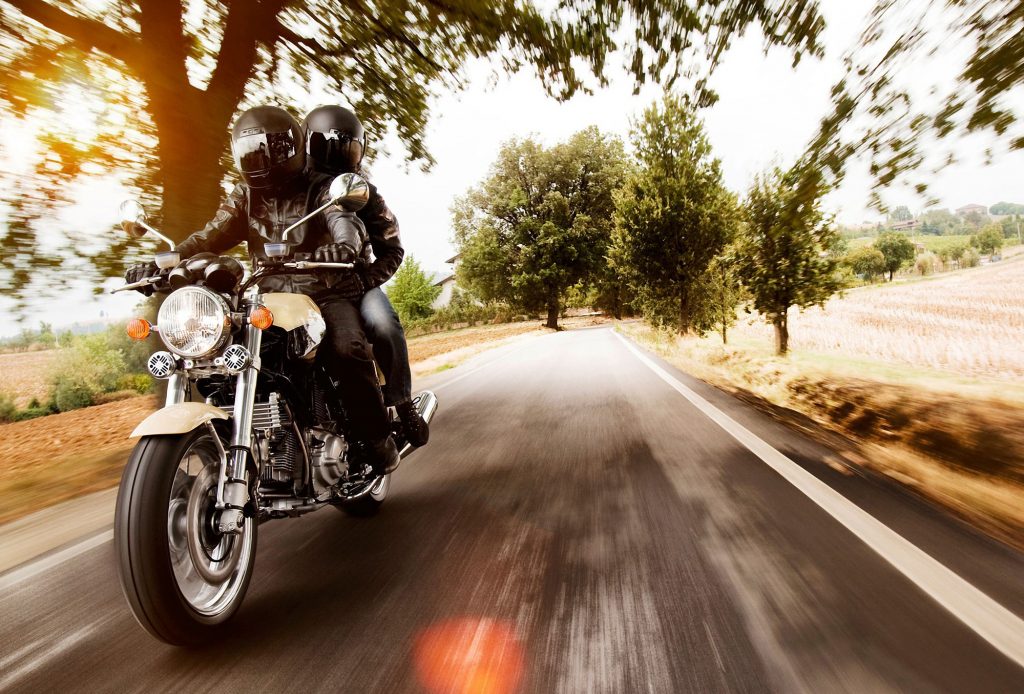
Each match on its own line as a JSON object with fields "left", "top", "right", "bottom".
{"left": 413, "top": 618, "right": 524, "bottom": 694}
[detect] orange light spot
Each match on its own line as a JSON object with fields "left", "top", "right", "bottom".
{"left": 413, "top": 618, "right": 524, "bottom": 694}
{"left": 249, "top": 306, "right": 273, "bottom": 330}
{"left": 126, "top": 318, "right": 151, "bottom": 340}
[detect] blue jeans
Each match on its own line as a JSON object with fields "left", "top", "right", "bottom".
{"left": 360, "top": 287, "right": 411, "bottom": 406}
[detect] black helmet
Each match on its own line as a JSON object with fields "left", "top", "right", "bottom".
{"left": 303, "top": 105, "right": 365, "bottom": 175}
{"left": 231, "top": 106, "right": 305, "bottom": 189}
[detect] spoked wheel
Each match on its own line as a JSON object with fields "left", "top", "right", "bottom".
{"left": 115, "top": 429, "right": 257, "bottom": 647}
{"left": 338, "top": 473, "right": 390, "bottom": 517}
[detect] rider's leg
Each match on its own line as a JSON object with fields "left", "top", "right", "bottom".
{"left": 360, "top": 287, "right": 429, "bottom": 447}
{"left": 317, "top": 295, "right": 398, "bottom": 473}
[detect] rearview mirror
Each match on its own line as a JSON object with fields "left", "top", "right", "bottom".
{"left": 328, "top": 173, "right": 370, "bottom": 212}
{"left": 119, "top": 199, "right": 148, "bottom": 238}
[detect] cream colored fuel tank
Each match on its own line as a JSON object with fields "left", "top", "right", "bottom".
{"left": 262, "top": 293, "right": 327, "bottom": 359}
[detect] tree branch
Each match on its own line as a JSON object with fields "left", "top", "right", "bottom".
{"left": 1, "top": 0, "right": 144, "bottom": 70}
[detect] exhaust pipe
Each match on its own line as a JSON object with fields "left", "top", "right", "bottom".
{"left": 399, "top": 390, "right": 437, "bottom": 459}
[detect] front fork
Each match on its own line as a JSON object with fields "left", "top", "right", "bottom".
{"left": 218, "top": 321, "right": 263, "bottom": 534}
{"left": 165, "top": 306, "right": 263, "bottom": 536}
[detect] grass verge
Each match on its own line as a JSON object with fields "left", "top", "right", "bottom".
{"left": 617, "top": 321, "right": 1024, "bottom": 550}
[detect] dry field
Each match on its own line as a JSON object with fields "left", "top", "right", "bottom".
{"left": 0, "top": 350, "right": 58, "bottom": 406}
{"left": 732, "top": 255, "right": 1024, "bottom": 381}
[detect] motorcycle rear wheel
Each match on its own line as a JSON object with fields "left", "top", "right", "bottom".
{"left": 115, "top": 429, "right": 257, "bottom": 647}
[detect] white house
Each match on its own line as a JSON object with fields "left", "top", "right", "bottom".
{"left": 430, "top": 253, "right": 460, "bottom": 310}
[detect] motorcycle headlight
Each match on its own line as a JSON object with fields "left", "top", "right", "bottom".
{"left": 158, "top": 286, "right": 232, "bottom": 358}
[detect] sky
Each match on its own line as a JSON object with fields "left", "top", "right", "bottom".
{"left": 1, "top": 0, "right": 1023, "bottom": 336}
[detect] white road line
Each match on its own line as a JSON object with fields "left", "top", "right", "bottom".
{"left": 613, "top": 330, "right": 1024, "bottom": 669}
{"left": 0, "top": 622, "right": 99, "bottom": 690}
{"left": 0, "top": 529, "right": 113, "bottom": 592}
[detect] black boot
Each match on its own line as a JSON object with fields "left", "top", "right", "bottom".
{"left": 396, "top": 398, "right": 429, "bottom": 447}
{"left": 351, "top": 435, "right": 400, "bottom": 476}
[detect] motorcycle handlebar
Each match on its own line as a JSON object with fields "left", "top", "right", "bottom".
{"left": 111, "top": 260, "right": 356, "bottom": 295}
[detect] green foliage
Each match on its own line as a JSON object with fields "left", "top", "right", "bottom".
{"left": 50, "top": 333, "right": 127, "bottom": 412}
{"left": 990, "top": 202, "right": 1024, "bottom": 216}
{"left": 845, "top": 246, "right": 887, "bottom": 282}
{"left": 454, "top": 126, "right": 627, "bottom": 329}
{"left": 116, "top": 373, "right": 154, "bottom": 394}
{"left": 385, "top": 255, "right": 441, "bottom": 324}
{"left": 0, "top": 0, "right": 825, "bottom": 314}
{"left": 971, "top": 225, "right": 1004, "bottom": 255}
{"left": 403, "top": 289, "right": 521, "bottom": 335}
{"left": 914, "top": 251, "right": 940, "bottom": 276}
{"left": 873, "top": 233, "right": 916, "bottom": 281}
{"left": 700, "top": 251, "right": 745, "bottom": 344}
{"left": 962, "top": 247, "right": 981, "bottom": 268}
{"left": 736, "top": 164, "right": 840, "bottom": 355}
{"left": 614, "top": 96, "right": 738, "bottom": 334}
{"left": 888, "top": 205, "right": 913, "bottom": 223}
{"left": 0, "top": 390, "right": 16, "bottom": 422}
{"left": 919, "top": 208, "right": 963, "bottom": 236}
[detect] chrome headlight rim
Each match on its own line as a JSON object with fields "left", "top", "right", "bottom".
{"left": 157, "top": 286, "right": 232, "bottom": 359}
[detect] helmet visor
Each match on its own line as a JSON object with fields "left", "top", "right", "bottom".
{"left": 307, "top": 129, "right": 364, "bottom": 173}
{"left": 234, "top": 129, "right": 299, "bottom": 178}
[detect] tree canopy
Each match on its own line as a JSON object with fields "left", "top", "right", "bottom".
{"left": 385, "top": 255, "right": 441, "bottom": 323}
{"left": 873, "top": 232, "right": 915, "bottom": 281}
{"left": 0, "top": 0, "right": 826, "bottom": 313}
{"left": 736, "top": 165, "right": 841, "bottom": 355}
{"left": 453, "top": 127, "right": 627, "bottom": 329}
{"left": 614, "top": 95, "right": 738, "bottom": 333}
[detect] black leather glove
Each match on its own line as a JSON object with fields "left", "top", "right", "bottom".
{"left": 124, "top": 261, "right": 158, "bottom": 295}
{"left": 314, "top": 242, "right": 356, "bottom": 264}
{"left": 329, "top": 269, "right": 365, "bottom": 301}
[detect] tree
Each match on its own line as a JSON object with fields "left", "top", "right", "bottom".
{"left": 736, "top": 165, "right": 841, "bottom": 355}
{"left": 919, "top": 208, "right": 962, "bottom": 236}
{"left": 990, "top": 202, "right": 1024, "bottom": 216}
{"left": 0, "top": 0, "right": 826, "bottom": 309}
{"left": 971, "top": 225, "right": 1004, "bottom": 255}
{"left": 874, "top": 233, "right": 915, "bottom": 281}
{"left": 888, "top": 205, "right": 913, "bottom": 224}
{"left": 803, "top": 1, "right": 1024, "bottom": 212}
{"left": 385, "top": 255, "right": 440, "bottom": 323}
{"left": 845, "top": 246, "right": 886, "bottom": 282}
{"left": 454, "top": 127, "right": 627, "bottom": 329}
{"left": 614, "top": 95, "right": 738, "bottom": 334}
{"left": 701, "top": 251, "right": 744, "bottom": 344}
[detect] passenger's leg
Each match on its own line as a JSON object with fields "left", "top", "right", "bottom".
{"left": 317, "top": 296, "right": 398, "bottom": 472}
{"left": 360, "top": 287, "right": 411, "bottom": 406}
{"left": 360, "top": 287, "right": 429, "bottom": 447}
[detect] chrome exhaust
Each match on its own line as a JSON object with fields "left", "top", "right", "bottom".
{"left": 399, "top": 390, "right": 437, "bottom": 459}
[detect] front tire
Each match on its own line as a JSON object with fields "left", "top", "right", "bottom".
{"left": 114, "top": 429, "right": 257, "bottom": 647}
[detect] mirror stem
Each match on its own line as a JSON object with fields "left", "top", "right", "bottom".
{"left": 140, "top": 221, "right": 177, "bottom": 251}
{"left": 281, "top": 198, "right": 335, "bottom": 243}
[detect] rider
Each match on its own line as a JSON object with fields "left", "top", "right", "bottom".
{"left": 302, "top": 105, "right": 428, "bottom": 447}
{"left": 124, "top": 105, "right": 399, "bottom": 474}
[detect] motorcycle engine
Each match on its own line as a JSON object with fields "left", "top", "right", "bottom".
{"left": 252, "top": 392, "right": 297, "bottom": 488}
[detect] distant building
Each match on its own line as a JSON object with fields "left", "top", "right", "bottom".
{"left": 956, "top": 203, "right": 987, "bottom": 217}
{"left": 891, "top": 219, "right": 920, "bottom": 231}
{"left": 430, "top": 253, "right": 461, "bottom": 310}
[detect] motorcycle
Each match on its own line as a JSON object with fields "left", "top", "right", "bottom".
{"left": 111, "top": 173, "right": 437, "bottom": 646}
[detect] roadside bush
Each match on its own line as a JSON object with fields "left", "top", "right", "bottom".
{"left": 0, "top": 391, "right": 17, "bottom": 422}
{"left": 962, "top": 247, "right": 981, "bottom": 268}
{"left": 914, "top": 252, "right": 941, "bottom": 276}
{"left": 116, "top": 373, "right": 153, "bottom": 394}
{"left": 50, "top": 333, "right": 126, "bottom": 412}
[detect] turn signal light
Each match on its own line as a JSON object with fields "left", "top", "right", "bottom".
{"left": 249, "top": 306, "right": 274, "bottom": 330}
{"left": 126, "top": 318, "right": 151, "bottom": 340}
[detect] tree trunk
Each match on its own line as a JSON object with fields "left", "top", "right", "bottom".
{"left": 720, "top": 322, "right": 728, "bottom": 345}
{"left": 157, "top": 125, "right": 227, "bottom": 240}
{"left": 888, "top": 268, "right": 894, "bottom": 281}
{"left": 773, "top": 309, "right": 789, "bottom": 355}
{"left": 678, "top": 293, "right": 689, "bottom": 335}
{"left": 545, "top": 302, "right": 559, "bottom": 330}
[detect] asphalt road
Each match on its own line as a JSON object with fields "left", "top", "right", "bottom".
{"left": 2, "top": 326, "right": 1024, "bottom": 693}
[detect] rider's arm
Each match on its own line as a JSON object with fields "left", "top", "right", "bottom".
{"left": 320, "top": 186, "right": 364, "bottom": 255}
{"left": 357, "top": 183, "right": 404, "bottom": 287}
{"left": 175, "top": 183, "right": 249, "bottom": 259}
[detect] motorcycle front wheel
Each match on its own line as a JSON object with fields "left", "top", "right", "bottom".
{"left": 114, "top": 428, "right": 257, "bottom": 647}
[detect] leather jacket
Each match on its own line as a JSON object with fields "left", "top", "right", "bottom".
{"left": 360, "top": 181, "right": 404, "bottom": 288}
{"left": 176, "top": 172, "right": 372, "bottom": 297}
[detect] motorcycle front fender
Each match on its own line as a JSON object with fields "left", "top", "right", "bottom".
{"left": 130, "top": 402, "right": 229, "bottom": 438}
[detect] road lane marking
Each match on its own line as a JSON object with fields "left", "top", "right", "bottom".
{"left": 0, "top": 529, "right": 113, "bottom": 592}
{"left": 0, "top": 622, "right": 98, "bottom": 690}
{"left": 613, "top": 330, "right": 1024, "bottom": 669}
